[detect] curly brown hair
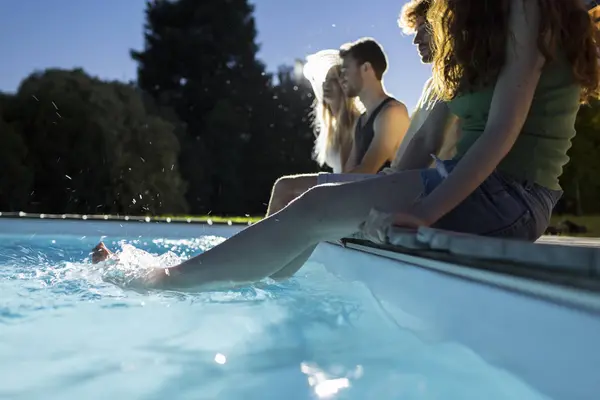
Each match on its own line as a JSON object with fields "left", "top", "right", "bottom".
{"left": 398, "top": 0, "right": 432, "bottom": 34}
{"left": 428, "top": 0, "right": 600, "bottom": 103}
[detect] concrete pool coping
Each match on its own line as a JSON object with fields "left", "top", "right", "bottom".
{"left": 342, "top": 227, "right": 600, "bottom": 293}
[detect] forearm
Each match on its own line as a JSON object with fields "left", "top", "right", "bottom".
{"left": 394, "top": 103, "right": 454, "bottom": 171}
{"left": 393, "top": 135, "right": 437, "bottom": 171}
{"left": 342, "top": 146, "right": 358, "bottom": 172}
{"left": 342, "top": 161, "right": 357, "bottom": 173}
{"left": 342, "top": 156, "right": 357, "bottom": 172}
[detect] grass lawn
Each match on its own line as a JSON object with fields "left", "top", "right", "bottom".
{"left": 160, "top": 215, "right": 263, "bottom": 224}
{"left": 549, "top": 214, "right": 600, "bottom": 237}
{"left": 0, "top": 211, "right": 264, "bottom": 225}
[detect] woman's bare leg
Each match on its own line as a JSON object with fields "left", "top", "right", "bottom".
{"left": 266, "top": 174, "right": 319, "bottom": 216}
{"left": 268, "top": 246, "right": 316, "bottom": 280}
{"left": 153, "top": 170, "right": 424, "bottom": 290}
{"left": 265, "top": 174, "right": 320, "bottom": 279}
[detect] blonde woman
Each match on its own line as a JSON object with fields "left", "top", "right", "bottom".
{"left": 265, "top": 50, "right": 363, "bottom": 215}
{"left": 307, "top": 50, "right": 363, "bottom": 174}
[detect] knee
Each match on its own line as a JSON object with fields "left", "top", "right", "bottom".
{"left": 272, "top": 177, "right": 296, "bottom": 204}
{"left": 290, "top": 184, "right": 333, "bottom": 216}
{"left": 273, "top": 176, "right": 294, "bottom": 193}
{"left": 273, "top": 175, "right": 316, "bottom": 198}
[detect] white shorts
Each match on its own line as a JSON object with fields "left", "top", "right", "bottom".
{"left": 316, "top": 172, "right": 379, "bottom": 185}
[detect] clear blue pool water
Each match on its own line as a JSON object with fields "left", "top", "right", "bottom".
{"left": 0, "top": 227, "right": 550, "bottom": 399}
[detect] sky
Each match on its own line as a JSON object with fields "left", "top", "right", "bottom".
{"left": 0, "top": 0, "right": 432, "bottom": 111}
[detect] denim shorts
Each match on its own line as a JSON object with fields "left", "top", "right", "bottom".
{"left": 421, "top": 159, "right": 563, "bottom": 241}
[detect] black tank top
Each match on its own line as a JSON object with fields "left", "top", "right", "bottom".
{"left": 353, "top": 97, "right": 396, "bottom": 171}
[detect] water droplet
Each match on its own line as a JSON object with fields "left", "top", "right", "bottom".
{"left": 214, "top": 353, "right": 227, "bottom": 364}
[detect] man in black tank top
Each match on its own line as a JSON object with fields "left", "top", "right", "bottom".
{"left": 266, "top": 38, "right": 410, "bottom": 216}
{"left": 351, "top": 97, "right": 398, "bottom": 171}
{"left": 339, "top": 39, "right": 409, "bottom": 174}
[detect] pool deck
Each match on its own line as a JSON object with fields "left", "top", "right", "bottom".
{"left": 2, "top": 211, "right": 600, "bottom": 292}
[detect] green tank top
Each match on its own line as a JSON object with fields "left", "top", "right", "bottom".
{"left": 449, "top": 57, "right": 581, "bottom": 190}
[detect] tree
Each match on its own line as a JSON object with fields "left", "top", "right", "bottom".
{"left": 237, "top": 65, "right": 319, "bottom": 214}
{"left": 131, "top": 0, "right": 276, "bottom": 214}
{"left": 2, "top": 68, "right": 188, "bottom": 215}
{"left": 558, "top": 100, "right": 600, "bottom": 214}
{"left": 0, "top": 101, "right": 33, "bottom": 211}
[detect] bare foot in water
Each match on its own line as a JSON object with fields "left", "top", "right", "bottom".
{"left": 91, "top": 242, "right": 113, "bottom": 264}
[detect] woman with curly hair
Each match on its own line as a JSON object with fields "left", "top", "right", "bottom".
{"left": 142, "top": 0, "right": 600, "bottom": 290}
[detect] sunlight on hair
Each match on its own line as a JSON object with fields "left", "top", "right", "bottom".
{"left": 294, "top": 59, "right": 304, "bottom": 82}
{"left": 302, "top": 49, "right": 341, "bottom": 106}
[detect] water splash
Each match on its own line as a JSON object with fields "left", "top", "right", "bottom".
{"left": 98, "top": 243, "right": 182, "bottom": 287}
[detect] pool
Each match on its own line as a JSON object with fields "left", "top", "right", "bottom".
{"left": 0, "top": 218, "right": 597, "bottom": 399}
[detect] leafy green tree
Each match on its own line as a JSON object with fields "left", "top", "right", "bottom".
{"left": 2, "top": 68, "right": 188, "bottom": 215}
{"left": 559, "top": 100, "right": 600, "bottom": 214}
{"left": 0, "top": 102, "right": 33, "bottom": 211}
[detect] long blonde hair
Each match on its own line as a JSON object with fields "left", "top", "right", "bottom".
{"left": 312, "top": 65, "right": 362, "bottom": 168}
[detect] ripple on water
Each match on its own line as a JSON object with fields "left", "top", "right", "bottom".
{"left": 0, "top": 235, "right": 551, "bottom": 400}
